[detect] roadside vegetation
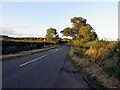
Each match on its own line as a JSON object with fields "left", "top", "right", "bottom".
{"left": 1, "top": 34, "right": 70, "bottom": 55}
{"left": 61, "top": 16, "right": 120, "bottom": 88}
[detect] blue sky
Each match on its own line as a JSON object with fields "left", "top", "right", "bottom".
{"left": 1, "top": 2, "right": 118, "bottom": 39}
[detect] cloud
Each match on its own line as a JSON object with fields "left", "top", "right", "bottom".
{"left": 0, "top": 23, "right": 46, "bottom": 37}
{"left": 0, "top": 25, "right": 24, "bottom": 36}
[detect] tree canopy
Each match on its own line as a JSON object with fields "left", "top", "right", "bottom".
{"left": 61, "top": 17, "right": 87, "bottom": 38}
{"left": 45, "top": 28, "right": 58, "bottom": 42}
{"left": 71, "top": 17, "right": 87, "bottom": 31}
{"left": 61, "top": 16, "right": 98, "bottom": 46}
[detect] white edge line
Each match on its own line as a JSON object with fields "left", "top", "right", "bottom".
{"left": 19, "top": 55, "right": 47, "bottom": 67}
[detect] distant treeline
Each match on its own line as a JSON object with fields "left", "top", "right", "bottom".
{"left": 1, "top": 35, "right": 70, "bottom": 55}
{"left": 1, "top": 35, "right": 46, "bottom": 42}
{"left": 0, "top": 35, "right": 71, "bottom": 42}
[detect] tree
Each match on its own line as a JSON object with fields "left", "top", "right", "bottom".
{"left": 61, "top": 17, "right": 87, "bottom": 38}
{"left": 77, "top": 24, "right": 97, "bottom": 43}
{"left": 45, "top": 28, "right": 58, "bottom": 42}
{"left": 71, "top": 17, "right": 87, "bottom": 31}
{"left": 60, "top": 16, "right": 98, "bottom": 47}
{"left": 61, "top": 27, "right": 75, "bottom": 37}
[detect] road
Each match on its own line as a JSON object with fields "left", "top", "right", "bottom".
{"left": 2, "top": 44, "right": 91, "bottom": 88}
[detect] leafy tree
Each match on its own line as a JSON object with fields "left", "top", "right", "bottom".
{"left": 77, "top": 24, "right": 98, "bottom": 45}
{"left": 45, "top": 28, "right": 58, "bottom": 42}
{"left": 61, "top": 17, "right": 98, "bottom": 47}
{"left": 61, "top": 17, "right": 87, "bottom": 38}
{"left": 71, "top": 17, "right": 87, "bottom": 31}
{"left": 61, "top": 27, "right": 75, "bottom": 38}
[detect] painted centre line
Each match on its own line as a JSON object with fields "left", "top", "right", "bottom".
{"left": 19, "top": 55, "right": 47, "bottom": 67}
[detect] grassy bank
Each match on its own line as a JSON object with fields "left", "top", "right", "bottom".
{"left": 69, "top": 46, "right": 120, "bottom": 89}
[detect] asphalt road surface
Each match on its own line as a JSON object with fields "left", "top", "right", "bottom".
{"left": 2, "top": 44, "right": 91, "bottom": 88}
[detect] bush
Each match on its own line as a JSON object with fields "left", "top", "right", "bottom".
{"left": 74, "top": 48, "right": 84, "bottom": 58}
{"left": 83, "top": 41, "right": 104, "bottom": 49}
{"left": 85, "top": 47, "right": 101, "bottom": 62}
{"left": 99, "top": 47, "right": 111, "bottom": 60}
{"left": 2, "top": 40, "right": 54, "bottom": 55}
{"left": 72, "top": 40, "right": 80, "bottom": 47}
{"left": 95, "top": 41, "right": 120, "bottom": 80}
{"left": 3, "top": 46, "right": 18, "bottom": 54}
{"left": 103, "top": 59, "right": 120, "bottom": 80}
{"left": 83, "top": 54, "right": 90, "bottom": 59}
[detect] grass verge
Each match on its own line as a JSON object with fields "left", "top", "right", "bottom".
{"left": 68, "top": 55, "right": 105, "bottom": 90}
{"left": 68, "top": 46, "right": 120, "bottom": 89}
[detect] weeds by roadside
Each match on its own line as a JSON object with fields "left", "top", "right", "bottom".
{"left": 69, "top": 46, "right": 120, "bottom": 89}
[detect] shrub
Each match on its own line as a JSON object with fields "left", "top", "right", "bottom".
{"left": 72, "top": 40, "right": 80, "bottom": 47}
{"left": 96, "top": 41, "right": 120, "bottom": 80}
{"left": 83, "top": 54, "right": 90, "bottom": 59}
{"left": 74, "top": 48, "right": 84, "bottom": 58}
{"left": 103, "top": 59, "right": 120, "bottom": 80}
{"left": 85, "top": 47, "right": 101, "bottom": 62}
{"left": 98, "top": 47, "right": 110, "bottom": 60}
{"left": 83, "top": 41, "right": 103, "bottom": 49}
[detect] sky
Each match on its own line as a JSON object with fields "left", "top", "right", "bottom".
{"left": 0, "top": 2, "right": 118, "bottom": 40}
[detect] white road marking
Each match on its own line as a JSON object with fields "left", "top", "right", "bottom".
{"left": 19, "top": 55, "right": 47, "bottom": 67}
{"left": 51, "top": 49, "right": 59, "bottom": 53}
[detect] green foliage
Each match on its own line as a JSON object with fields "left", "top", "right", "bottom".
{"left": 83, "top": 54, "right": 90, "bottom": 59}
{"left": 72, "top": 40, "right": 80, "bottom": 47}
{"left": 45, "top": 28, "right": 58, "bottom": 42}
{"left": 61, "top": 17, "right": 87, "bottom": 39}
{"left": 71, "top": 17, "right": 86, "bottom": 31}
{"left": 83, "top": 41, "right": 104, "bottom": 49}
{"left": 103, "top": 60, "right": 118, "bottom": 75}
{"left": 60, "top": 17, "right": 98, "bottom": 48}
{"left": 74, "top": 48, "right": 84, "bottom": 58}
{"left": 2, "top": 37, "right": 68, "bottom": 55}
{"left": 94, "top": 41, "right": 120, "bottom": 80}
{"left": 76, "top": 24, "right": 98, "bottom": 46}
{"left": 2, "top": 40, "right": 54, "bottom": 55}
{"left": 102, "top": 58, "right": 120, "bottom": 80}
{"left": 62, "top": 38, "right": 71, "bottom": 42}
{"left": 62, "top": 27, "right": 74, "bottom": 37}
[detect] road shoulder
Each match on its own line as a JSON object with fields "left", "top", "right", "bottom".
{"left": 69, "top": 46, "right": 120, "bottom": 89}
{"left": 53, "top": 57, "right": 91, "bottom": 88}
